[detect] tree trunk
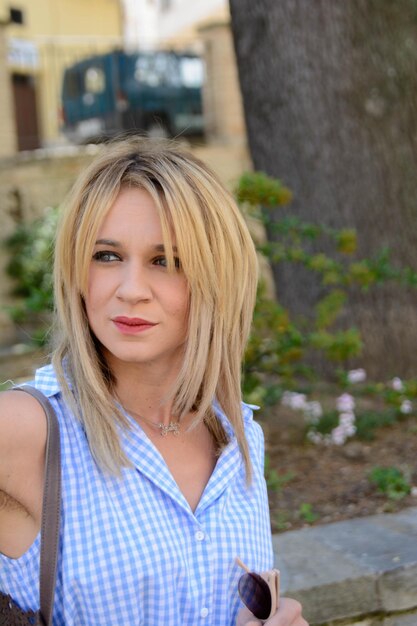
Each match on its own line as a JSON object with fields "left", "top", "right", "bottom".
{"left": 230, "top": 0, "right": 417, "bottom": 378}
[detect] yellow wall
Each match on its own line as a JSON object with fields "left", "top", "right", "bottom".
{"left": 5, "top": 0, "right": 122, "bottom": 38}
{"left": 1, "top": 0, "right": 122, "bottom": 146}
{"left": 158, "top": 5, "right": 229, "bottom": 50}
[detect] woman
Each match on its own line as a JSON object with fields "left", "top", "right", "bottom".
{"left": 0, "top": 139, "right": 307, "bottom": 625}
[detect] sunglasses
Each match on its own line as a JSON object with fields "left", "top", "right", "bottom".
{"left": 236, "top": 557, "right": 280, "bottom": 621}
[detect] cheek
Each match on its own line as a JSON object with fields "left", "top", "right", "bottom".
{"left": 84, "top": 283, "right": 96, "bottom": 316}
{"left": 85, "top": 268, "right": 96, "bottom": 306}
{"left": 84, "top": 293, "right": 96, "bottom": 328}
{"left": 86, "top": 268, "right": 111, "bottom": 308}
{"left": 84, "top": 272, "right": 106, "bottom": 322}
{"left": 170, "top": 282, "right": 190, "bottom": 326}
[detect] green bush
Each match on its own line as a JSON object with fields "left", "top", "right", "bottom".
{"left": 369, "top": 466, "right": 411, "bottom": 500}
{"left": 264, "top": 454, "right": 295, "bottom": 492}
{"left": 3, "top": 206, "right": 58, "bottom": 343}
{"left": 298, "top": 503, "right": 319, "bottom": 524}
{"left": 237, "top": 171, "right": 417, "bottom": 405}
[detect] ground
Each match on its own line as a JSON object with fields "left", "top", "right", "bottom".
{"left": 260, "top": 405, "right": 417, "bottom": 533}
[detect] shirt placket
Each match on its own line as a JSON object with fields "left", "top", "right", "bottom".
{"left": 190, "top": 437, "right": 242, "bottom": 624}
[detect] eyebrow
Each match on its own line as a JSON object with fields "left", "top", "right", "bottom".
{"left": 95, "top": 239, "right": 178, "bottom": 253}
{"left": 95, "top": 239, "right": 120, "bottom": 247}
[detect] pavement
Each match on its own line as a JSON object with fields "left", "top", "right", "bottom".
{"left": 272, "top": 506, "right": 417, "bottom": 625}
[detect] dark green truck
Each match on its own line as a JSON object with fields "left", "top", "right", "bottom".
{"left": 61, "top": 49, "right": 204, "bottom": 143}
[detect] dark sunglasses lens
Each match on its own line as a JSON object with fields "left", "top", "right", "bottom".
{"left": 238, "top": 572, "right": 271, "bottom": 620}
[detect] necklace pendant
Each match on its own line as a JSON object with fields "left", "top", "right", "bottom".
{"left": 159, "top": 422, "right": 180, "bottom": 436}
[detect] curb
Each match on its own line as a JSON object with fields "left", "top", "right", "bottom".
{"left": 272, "top": 507, "right": 417, "bottom": 625}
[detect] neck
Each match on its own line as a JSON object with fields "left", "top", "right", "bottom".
{"left": 108, "top": 358, "right": 181, "bottom": 424}
{"left": 124, "top": 405, "right": 181, "bottom": 436}
{"left": 104, "top": 346, "right": 184, "bottom": 385}
{"left": 117, "top": 394, "right": 177, "bottom": 428}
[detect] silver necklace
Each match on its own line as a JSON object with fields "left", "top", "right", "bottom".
{"left": 126, "top": 407, "right": 180, "bottom": 437}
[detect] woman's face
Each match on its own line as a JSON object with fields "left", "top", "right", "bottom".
{"left": 85, "top": 187, "right": 189, "bottom": 374}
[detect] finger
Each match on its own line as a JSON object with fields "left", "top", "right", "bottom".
{"left": 235, "top": 606, "right": 263, "bottom": 626}
{"left": 266, "top": 597, "right": 306, "bottom": 625}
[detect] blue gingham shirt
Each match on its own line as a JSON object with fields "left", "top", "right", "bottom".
{"left": 0, "top": 364, "right": 273, "bottom": 625}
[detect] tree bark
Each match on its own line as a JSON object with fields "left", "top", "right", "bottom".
{"left": 230, "top": 0, "right": 417, "bottom": 378}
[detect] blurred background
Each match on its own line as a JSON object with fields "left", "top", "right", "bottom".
{"left": 2, "top": 5, "right": 417, "bottom": 622}
{"left": 0, "top": 0, "right": 250, "bottom": 367}
{"left": 0, "top": 0, "right": 246, "bottom": 151}
{"left": 2, "top": 0, "right": 417, "bottom": 390}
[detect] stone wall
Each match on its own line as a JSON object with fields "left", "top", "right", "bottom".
{"left": 0, "top": 145, "right": 101, "bottom": 345}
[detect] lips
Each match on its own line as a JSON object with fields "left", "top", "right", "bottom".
{"left": 112, "top": 316, "right": 157, "bottom": 334}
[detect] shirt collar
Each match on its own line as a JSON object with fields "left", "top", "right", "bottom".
{"left": 212, "top": 399, "right": 257, "bottom": 439}
{"left": 33, "top": 363, "right": 62, "bottom": 397}
{"left": 33, "top": 361, "right": 75, "bottom": 397}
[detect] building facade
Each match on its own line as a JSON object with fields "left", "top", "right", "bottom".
{"left": 0, "top": 0, "right": 122, "bottom": 153}
{"left": 0, "top": 0, "right": 246, "bottom": 155}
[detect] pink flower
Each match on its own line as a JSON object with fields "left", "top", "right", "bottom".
{"left": 336, "top": 393, "right": 355, "bottom": 413}
{"left": 304, "top": 401, "right": 323, "bottom": 422}
{"left": 347, "top": 368, "right": 366, "bottom": 384}
{"left": 307, "top": 431, "right": 323, "bottom": 445}
{"left": 400, "top": 400, "right": 412, "bottom": 415}
{"left": 344, "top": 423, "right": 357, "bottom": 437}
{"left": 281, "top": 391, "right": 307, "bottom": 411}
{"left": 391, "top": 377, "right": 404, "bottom": 391}
{"left": 331, "top": 425, "right": 347, "bottom": 445}
{"left": 339, "top": 412, "right": 355, "bottom": 426}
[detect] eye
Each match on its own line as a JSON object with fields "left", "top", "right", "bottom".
{"left": 92, "top": 250, "right": 121, "bottom": 263}
{"left": 153, "top": 256, "right": 181, "bottom": 269}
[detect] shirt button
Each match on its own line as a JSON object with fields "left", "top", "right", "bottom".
{"left": 200, "top": 607, "right": 209, "bottom": 618}
{"left": 195, "top": 530, "right": 205, "bottom": 541}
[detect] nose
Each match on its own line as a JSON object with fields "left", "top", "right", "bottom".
{"left": 115, "top": 261, "right": 152, "bottom": 304}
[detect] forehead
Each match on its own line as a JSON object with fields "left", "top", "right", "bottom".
{"left": 96, "top": 187, "right": 166, "bottom": 239}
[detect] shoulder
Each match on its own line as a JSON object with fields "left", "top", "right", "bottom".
{"left": 0, "top": 389, "right": 47, "bottom": 492}
{"left": 0, "top": 388, "right": 47, "bottom": 442}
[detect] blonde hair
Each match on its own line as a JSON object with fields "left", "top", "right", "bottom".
{"left": 52, "top": 138, "right": 258, "bottom": 479}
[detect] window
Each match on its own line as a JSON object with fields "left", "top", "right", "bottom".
{"left": 134, "top": 53, "right": 181, "bottom": 87}
{"left": 179, "top": 57, "right": 203, "bottom": 88}
{"left": 9, "top": 7, "right": 24, "bottom": 24}
{"left": 63, "top": 70, "right": 81, "bottom": 99}
{"left": 84, "top": 67, "right": 106, "bottom": 94}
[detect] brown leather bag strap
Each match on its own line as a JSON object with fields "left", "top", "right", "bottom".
{"left": 13, "top": 386, "right": 61, "bottom": 626}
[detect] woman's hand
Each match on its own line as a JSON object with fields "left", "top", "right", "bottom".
{"left": 236, "top": 597, "right": 308, "bottom": 626}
